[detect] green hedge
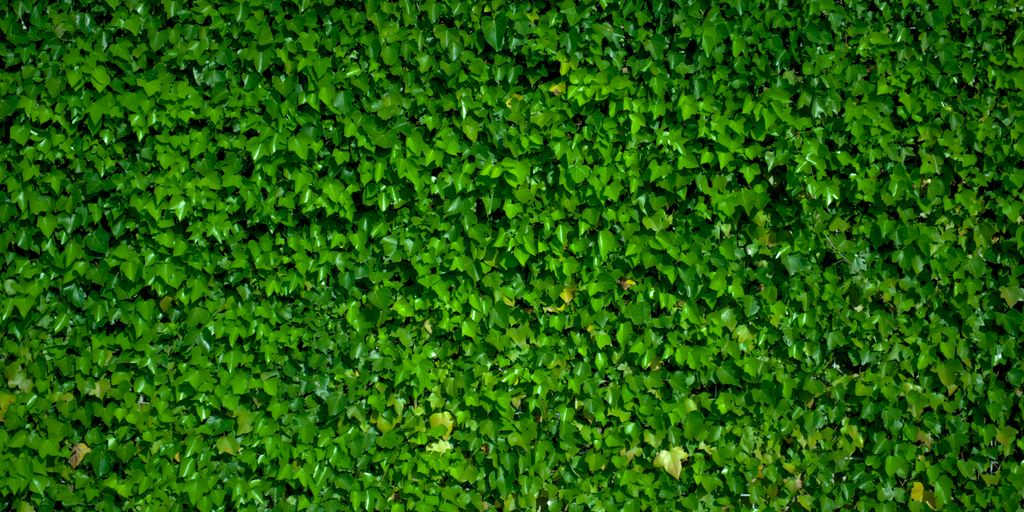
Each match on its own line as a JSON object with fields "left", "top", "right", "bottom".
{"left": 3, "top": 0, "right": 1024, "bottom": 510}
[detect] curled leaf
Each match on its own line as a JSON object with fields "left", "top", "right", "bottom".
{"left": 910, "top": 482, "right": 924, "bottom": 502}
{"left": 69, "top": 443, "right": 92, "bottom": 469}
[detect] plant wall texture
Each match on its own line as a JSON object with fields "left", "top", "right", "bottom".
{"left": 2, "top": 0, "right": 1024, "bottom": 510}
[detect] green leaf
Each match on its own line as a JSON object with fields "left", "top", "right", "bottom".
{"left": 429, "top": 411, "right": 454, "bottom": 438}
{"left": 934, "top": 474, "right": 953, "bottom": 506}
{"left": 597, "top": 230, "right": 618, "bottom": 260}
{"left": 288, "top": 134, "right": 310, "bottom": 159}
{"left": 153, "top": 263, "right": 186, "bottom": 289}
{"left": 9, "top": 125, "right": 30, "bottom": 145}
{"left": 215, "top": 436, "right": 239, "bottom": 455}
{"left": 36, "top": 215, "right": 57, "bottom": 237}
{"left": 90, "top": 67, "right": 111, "bottom": 91}
{"left": 332, "top": 90, "right": 354, "bottom": 113}
{"left": 318, "top": 82, "right": 337, "bottom": 111}
{"left": 482, "top": 15, "right": 507, "bottom": 50}
{"left": 884, "top": 455, "right": 907, "bottom": 477}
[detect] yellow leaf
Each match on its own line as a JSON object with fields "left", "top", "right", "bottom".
{"left": 548, "top": 83, "right": 566, "bottom": 96}
{"left": 69, "top": 443, "right": 92, "bottom": 469}
{"left": 618, "top": 278, "right": 636, "bottom": 290}
{"left": 653, "top": 447, "right": 688, "bottom": 479}
{"left": 560, "top": 286, "right": 575, "bottom": 304}
{"left": 505, "top": 93, "right": 523, "bottom": 108}
{"left": 0, "top": 392, "right": 14, "bottom": 423}
{"left": 426, "top": 439, "right": 453, "bottom": 453}
{"left": 429, "top": 411, "right": 454, "bottom": 438}
{"left": 911, "top": 482, "right": 925, "bottom": 502}
{"left": 915, "top": 430, "right": 933, "bottom": 448}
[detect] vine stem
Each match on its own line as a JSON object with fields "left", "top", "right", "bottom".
{"left": 814, "top": 208, "right": 857, "bottom": 273}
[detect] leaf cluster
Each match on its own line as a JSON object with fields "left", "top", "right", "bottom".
{"left": 2, "top": 0, "right": 1024, "bottom": 510}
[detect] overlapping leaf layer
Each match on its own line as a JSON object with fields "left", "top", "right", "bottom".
{"left": 2, "top": 1, "right": 1023, "bottom": 510}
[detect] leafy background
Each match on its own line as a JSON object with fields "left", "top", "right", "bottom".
{"left": 2, "top": 0, "right": 1024, "bottom": 510}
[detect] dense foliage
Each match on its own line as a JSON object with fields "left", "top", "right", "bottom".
{"left": 3, "top": 0, "right": 1024, "bottom": 510}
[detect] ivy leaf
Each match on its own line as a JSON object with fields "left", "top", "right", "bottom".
{"left": 934, "top": 474, "right": 953, "bottom": 506}
{"left": 999, "top": 286, "right": 1024, "bottom": 307}
{"left": 560, "top": 286, "right": 575, "bottom": 305}
{"left": 653, "top": 447, "right": 688, "bottom": 479}
{"left": 69, "top": 443, "right": 92, "bottom": 469}
{"left": 0, "top": 393, "right": 13, "bottom": 423}
{"left": 10, "top": 125, "right": 30, "bottom": 146}
{"left": 429, "top": 411, "right": 454, "bottom": 438}
{"left": 598, "top": 230, "right": 618, "bottom": 260}
{"left": 216, "top": 436, "right": 239, "bottom": 455}
{"left": 90, "top": 67, "right": 111, "bottom": 91}
{"left": 481, "top": 15, "right": 507, "bottom": 50}
{"left": 89, "top": 379, "right": 111, "bottom": 400}
{"left": 426, "top": 439, "right": 453, "bottom": 453}
{"left": 910, "top": 481, "right": 924, "bottom": 502}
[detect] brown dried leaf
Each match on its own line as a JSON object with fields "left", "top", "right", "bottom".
{"left": 69, "top": 443, "right": 92, "bottom": 469}
{"left": 915, "top": 429, "right": 934, "bottom": 448}
{"left": 0, "top": 393, "right": 14, "bottom": 423}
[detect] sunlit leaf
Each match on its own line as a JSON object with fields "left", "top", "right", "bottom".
{"left": 653, "top": 447, "right": 688, "bottom": 480}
